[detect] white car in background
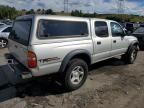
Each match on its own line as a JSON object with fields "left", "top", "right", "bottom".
{"left": 0, "top": 22, "right": 6, "bottom": 27}
{"left": 0, "top": 25, "right": 12, "bottom": 48}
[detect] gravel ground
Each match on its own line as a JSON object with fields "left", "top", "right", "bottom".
{"left": 0, "top": 48, "right": 144, "bottom": 108}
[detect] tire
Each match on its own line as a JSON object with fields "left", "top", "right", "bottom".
{"left": 121, "top": 46, "right": 138, "bottom": 64}
{"left": 64, "top": 58, "right": 88, "bottom": 91}
{"left": 0, "top": 39, "right": 8, "bottom": 48}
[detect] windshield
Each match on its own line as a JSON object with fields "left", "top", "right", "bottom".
{"left": 9, "top": 20, "right": 32, "bottom": 46}
{"left": 133, "top": 27, "right": 144, "bottom": 34}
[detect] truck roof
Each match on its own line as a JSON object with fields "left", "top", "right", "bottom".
{"left": 16, "top": 14, "right": 112, "bottom": 22}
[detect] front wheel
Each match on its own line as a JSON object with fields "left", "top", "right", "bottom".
{"left": 0, "top": 39, "right": 8, "bottom": 48}
{"left": 64, "top": 59, "right": 88, "bottom": 91}
{"left": 121, "top": 46, "right": 138, "bottom": 64}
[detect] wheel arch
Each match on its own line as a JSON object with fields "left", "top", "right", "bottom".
{"left": 0, "top": 37, "right": 8, "bottom": 42}
{"left": 59, "top": 49, "right": 91, "bottom": 73}
{"left": 127, "top": 41, "right": 139, "bottom": 54}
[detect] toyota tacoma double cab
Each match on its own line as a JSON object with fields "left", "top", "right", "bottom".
{"left": 7, "top": 15, "right": 139, "bottom": 91}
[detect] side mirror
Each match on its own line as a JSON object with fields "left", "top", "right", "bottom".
{"left": 122, "top": 28, "right": 128, "bottom": 36}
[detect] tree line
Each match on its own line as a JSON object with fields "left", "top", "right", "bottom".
{"left": 0, "top": 5, "right": 144, "bottom": 23}
{"left": 71, "top": 10, "right": 144, "bottom": 23}
{"left": 0, "top": 5, "right": 55, "bottom": 19}
{"left": 0, "top": 5, "right": 18, "bottom": 19}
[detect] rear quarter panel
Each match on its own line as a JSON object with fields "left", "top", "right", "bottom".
{"left": 30, "top": 39, "right": 93, "bottom": 76}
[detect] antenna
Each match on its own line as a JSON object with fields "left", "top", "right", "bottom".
{"left": 117, "top": 0, "right": 125, "bottom": 14}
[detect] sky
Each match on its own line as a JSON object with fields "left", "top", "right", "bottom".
{"left": 0, "top": 0, "right": 144, "bottom": 15}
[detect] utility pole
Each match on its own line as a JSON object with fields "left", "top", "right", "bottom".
{"left": 64, "top": 0, "right": 69, "bottom": 13}
{"left": 117, "top": 0, "right": 125, "bottom": 14}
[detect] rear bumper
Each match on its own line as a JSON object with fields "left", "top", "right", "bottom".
{"left": 6, "top": 54, "right": 32, "bottom": 79}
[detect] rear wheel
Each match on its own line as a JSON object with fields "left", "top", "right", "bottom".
{"left": 0, "top": 39, "right": 8, "bottom": 48}
{"left": 64, "top": 59, "right": 88, "bottom": 91}
{"left": 121, "top": 46, "right": 138, "bottom": 64}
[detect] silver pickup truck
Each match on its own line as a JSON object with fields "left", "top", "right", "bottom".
{"left": 7, "top": 15, "right": 139, "bottom": 91}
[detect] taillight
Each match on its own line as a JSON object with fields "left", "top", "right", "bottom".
{"left": 27, "top": 51, "right": 37, "bottom": 68}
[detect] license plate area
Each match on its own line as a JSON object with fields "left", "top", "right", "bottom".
{"left": 7, "top": 57, "right": 32, "bottom": 79}
{"left": 8, "top": 58, "right": 18, "bottom": 65}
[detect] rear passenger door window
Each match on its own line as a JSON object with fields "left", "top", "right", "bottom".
{"left": 38, "top": 20, "right": 88, "bottom": 38}
{"left": 95, "top": 21, "right": 109, "bottom": 37}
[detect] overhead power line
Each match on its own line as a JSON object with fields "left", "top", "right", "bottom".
{"left": 64, "top": 0, "right": 68, "bottom": 13}
{"left": 117, "top": 0, "right": 125, "bottom": 14}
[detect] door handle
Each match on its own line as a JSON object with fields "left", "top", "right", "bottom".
{"left": 97, "top": 41, "right": 101, "bottom": 45}
{"left": 113, "top": 40, "right": 117, "bottom": 43}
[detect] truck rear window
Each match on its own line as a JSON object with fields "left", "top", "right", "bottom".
{"left": 9, "top": 20, "right": 31, "bottom": 46}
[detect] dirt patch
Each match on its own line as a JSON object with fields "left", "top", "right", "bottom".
{"left": 0, "top": 49, "right": 144, "bottom": 108}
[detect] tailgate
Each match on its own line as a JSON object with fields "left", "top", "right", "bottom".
{"left": 8, "top": 39, "right": 28, "bottom": 67}
{"left": 8, "top": 19, "right": 32, "bottom": 68}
